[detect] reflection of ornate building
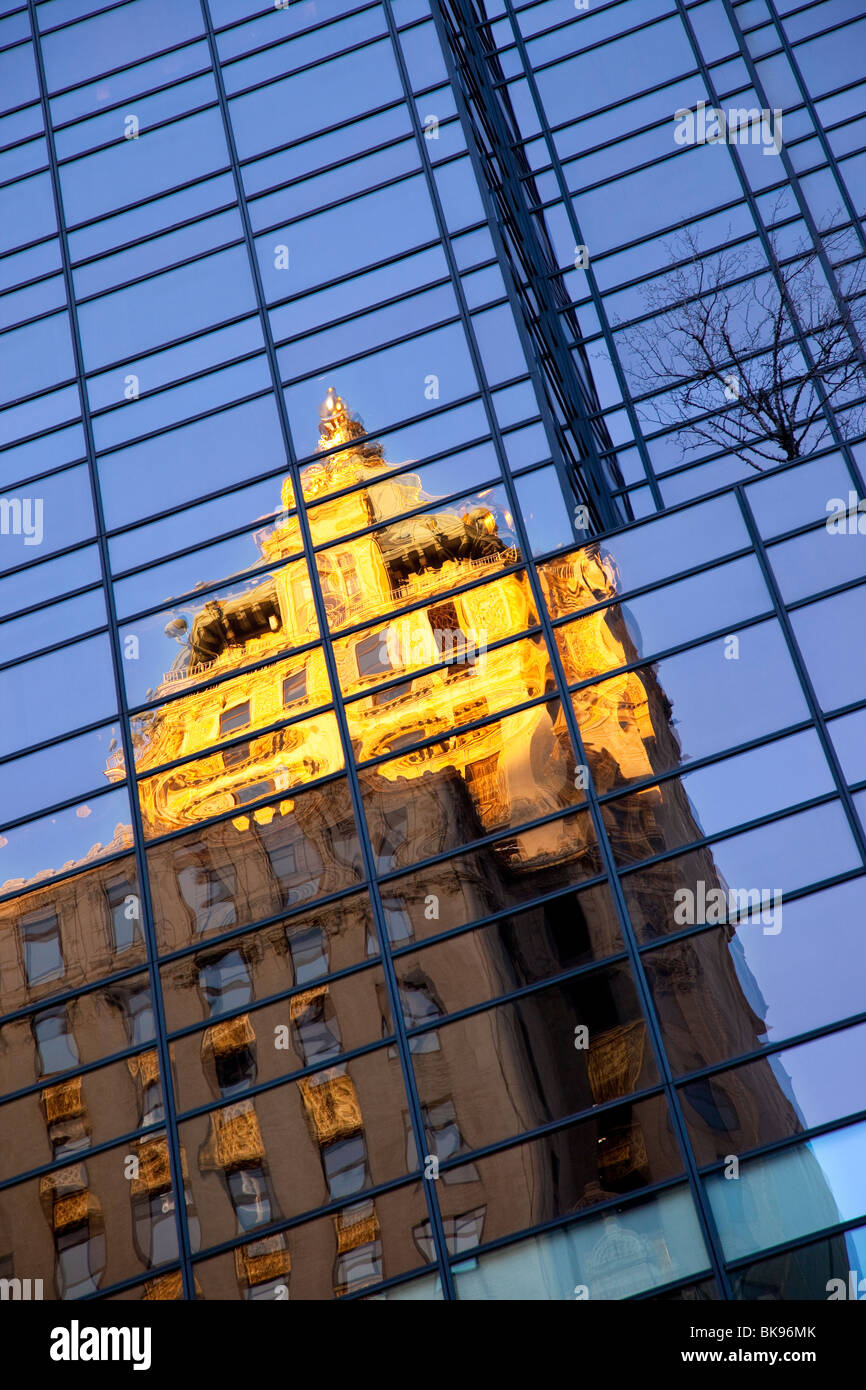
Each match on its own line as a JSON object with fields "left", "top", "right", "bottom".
{"left": 0, "top": 392, "right": 844, "bottom": 1300}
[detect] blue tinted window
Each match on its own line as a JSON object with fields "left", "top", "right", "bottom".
{"left": 228, "top": 40, "right": 403, "bottom": 160}
{"left": 0, "top": 312, "right": 76, "bottom": 406}
{"left": 97, "top": 394, "right": 286, "bottom": 529}
{"left": 0, "top": 464, "right": 96, "bottom": 570}
{"left": 0, "top": 171, "right": 56, "bottom": 254}
{"left": 54, "top": 71, "right": 219, "bottom": 161}
{"left": 72, "top": 207, "right": 244, "bottom": 299}
{"left": 40, "top": 0, "right": 205, "bottom": 92}
{"left": 0, "top": 422, "right": 85, "bottom": 489}
{"left": 0, "top": 40, "right": 38, "bottom": 115}
{"left": 49, "top": 38, "right": 212, "bottom": 125}
{"left": 86, "top": 315, "right": 264, "bottom": 412}
{"left": 59, "top": 107, "right": 230, "bottom": 225}
{"left": 77, "top": 244, "right": 257, "bottom": 370}
{"left": 0, "top": 634, "right": 117, "bottom": 757}
{"left": 0, "top": 274, "right": 66, "bottom": 331}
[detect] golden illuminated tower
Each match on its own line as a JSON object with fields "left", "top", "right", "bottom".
{"left": 129, "top": 389, "right": 673, "bottom": 877}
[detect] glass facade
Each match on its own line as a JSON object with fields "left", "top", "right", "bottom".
{"left": 0, "top": 0, "right": 864, "bottom": 1305}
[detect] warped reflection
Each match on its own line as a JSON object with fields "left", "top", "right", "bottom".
{"left": 0, "top": 393, "right": 847, "bottom": 1300}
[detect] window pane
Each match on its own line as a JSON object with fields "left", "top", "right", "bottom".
{"left": 146, "top": 775, "right": 364, "bottom": 953}
{"left": 828, "top": 707, "right": 866, "bottom": 785}
{"left": 220, "top": 6, "right": 388, "bottom": 92}
{"left": 0, "top": 1049, "right": 159, "bottom": 1184}
{"left": 359, "top": 697, "right": 584, "bottom": 871}
{"left": 346, "top": 631, "right": 553, "bottom": 759}
{"left": 381, "top": 810, "right": 603, "bottom": 943}
{"left": 170, "top": 962, "right": 391, "bottom": 1114}
{"left": 0, "top": 37, "right": 38, "bottom": 115}
{"left": 117, "top": 557, "right": 318, "bottom": 709}
{"left": 78, "top": 245, "right": 257, "bottom": 373}
{"left": 0, "top": 787, "right": 132, "bottom": 898}
{"left": 315, "top": 483, "right": 519, "bottom": 634}
{"left": 276, "top": 280, "right": 455, "bottom": 383}
{"left": 791, "top": 585, "right": 866, "bottom": 709}
{"left": 411, "top": 966, "right": 657, "bottom": 1152}
{"left": 0, "top": 421, "right": 83, "bottom": 491}
{"left": 192, "top": 1181, "right": 431, "bottom": 1298}
{"left": 558, "top": 554, "right": 771, "bottom": 680}
{"left": 0, "top": 721, "right": 122, "bottom": 823}
{"left": 453, "top": 1185, "right": 708, "bottom": 1300}
{"left": 0, "top": 969, "right": 153, "bottom": 1088}
{"left": 0, "top": 585, "right": 106, "bottom": 662}
{"left": 87, "top": 314, "right": 264, "bottom": 414}
{"left": 114, "top": 513, "right": 302, "bottom": 622}
{"left": 59, "top": 107, "right": 230, "bottom": 226}
{"left": 436, "top": 1094, "right": 681, "bottom": 1243}
{"left": 177, "top": 1047, "right": 412, "bottom": 1248}
{"left": 730, "top": 1223, "right": 866, "bottom": 1300}
{"left": 0, "top": 1134, "right": 180, "bottom": 1294}
{"left": 269, "top": 244, "right": 447, "bottom": 343}
{"left": 0, "top": 171, "right": 56, "bottom": 255}
{"left": 285, "top": 324, "right": 477, "bottom": 458}
{"left": 681, "top": 1021, "right": 866, "bottom": 1164}
{"left": 393, "top": 880, "right": 622, "bottom": 1012}
{"left": 250, "top": 137, "right": 420, "bottom": 233}
{"left": 538, "top": 495, "right": 750, "bottom": 615}
{"left": 572, "top": 621, "right": 809, "bottom": 793}
{"left": 0, "top": 634, "right": 116, "bottom": 758}
{"left": 255, "top": 175, "right": 438, "bottom": 303}
{"left": 604, "top": 729, "right": 835, "bottom": 868}
{"left": 0, "top": 273, "right": 66, "bottom": 330}
{"left": 0, "top": 382, "right": 79, "bottom": 445}
{"left": 707, "top": 1121, "right": 866, "bottom": 1262}
{"left": 159, "top": 889, "right": 376, "bottom": 1031}
{"left": 769, "top": 522, "right": 866, "bottom": 603}
{"left": 93, "top": 354, "right": 270, "bottom": 452}
{"left": 333, "top": 568, "right": 538, "bottom": 700}
{"left": 49, "top": 39, "right": 212, "bottom": 127}
{"left": 623, "top": 803, "right": 862, "bottom": 942}
{"left": 0, "top": 855, "right": 145, "bottom": 1023}
{"left": 0, "top": 134, "right": 48, "bottom": 185}
{"left": 55, "top": 71, "right": 219, "bottom": 162}
{"left": 68, "top": 171, "right": 236, "bottom": 264}
{"left": 139, "top": 709, "right": 343, "bottom": 839}
{"left": 0, "top": 539, "right": 100, "bottom": 613}
{"left": 306, "top": 440, "right": 499, "bottom": 548}
{"left": 98, "top": 395, "right": 284, "bottom": 531}
{"left": 645, "top": 877, "right": 866, "bottom": 1074}
{"left": 74, "top": 207, "right": 244, "bottom": 302}
{"left": 41, "top": 0, "right": 205, "bottom": 92}
{"left": 227, "top": 40, "right": 403, "bottom": 160}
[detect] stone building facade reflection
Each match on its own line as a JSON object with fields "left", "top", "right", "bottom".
{"left": 0, "top": 395, "right": 843, "bottom": 1300}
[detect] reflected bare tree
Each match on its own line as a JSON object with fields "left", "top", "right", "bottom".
{"left": 614, "top": 216, "right": 866, "bottom": 471}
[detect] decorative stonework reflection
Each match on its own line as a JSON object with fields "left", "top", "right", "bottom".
{"left": 0, "top": 395, "right": 847, "bottom": 1301}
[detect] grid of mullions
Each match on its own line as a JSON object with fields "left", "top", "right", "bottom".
{"left": 452, "top": 0, "right": 866, "bottom": 519}
{"left": 0, "top": 0, "right": 865, "bottom": 1303}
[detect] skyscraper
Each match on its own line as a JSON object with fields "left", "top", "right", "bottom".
{"left": 1, "top": 0, "right": 864, "bottom": 1303}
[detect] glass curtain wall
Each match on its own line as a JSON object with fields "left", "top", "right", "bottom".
{"left": 0, "top": 0, "right": 864, "bottom": 1302}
